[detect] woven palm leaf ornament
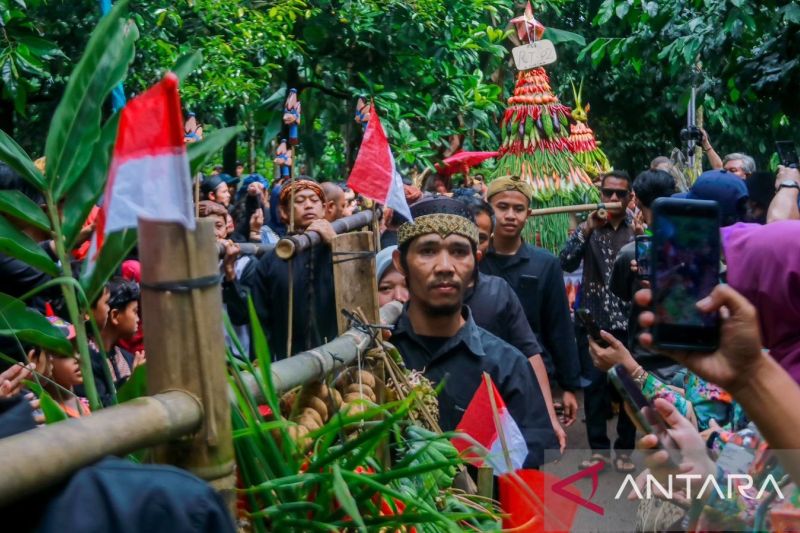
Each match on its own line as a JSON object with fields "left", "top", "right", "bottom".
{"left": 490, "top": 2, "right": 599, "bottom": 252}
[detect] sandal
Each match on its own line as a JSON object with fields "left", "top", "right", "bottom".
{"left": 579, "top": 453, "right": 608, "bottom": 471}
{"left": 614, "top": 454, "right": 636, "bottom": 473}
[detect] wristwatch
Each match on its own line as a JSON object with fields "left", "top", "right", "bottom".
{"left": 777, "top": 179, "right": 800, "bottom": 192}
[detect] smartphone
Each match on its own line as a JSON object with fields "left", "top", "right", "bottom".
{"left": 634, "top": 235, "right": 652, "bottom": 279}
{"left": 650, "top": 198, "right": 720, "bottom": 351}
{"left": 575, "top": 308, "right": 608, "bottom": 347}
{"left": 608, "top": 364, "right": 678, "bottom": 467}
{"left": 776, "top": 141, "right": 799, "bottom": 168}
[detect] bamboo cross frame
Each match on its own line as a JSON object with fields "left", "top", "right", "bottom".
{"left": 527, "top": 201, "right": 622, "bottom": 218}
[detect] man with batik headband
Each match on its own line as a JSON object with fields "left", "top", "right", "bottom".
{"left": 389, "top": 197, "right": 556, "bottom": 467}
{"left": 232, "top": 179, "right": 338, "bottom": 360}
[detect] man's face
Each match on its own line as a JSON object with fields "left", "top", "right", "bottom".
{"left": 236, "top": 165, "right": 245, "bottom": 177}
{"left": 212, "top": 214, "right": 227, "bottom": 240}
{"left": 343, "top": 191, "right": 356, "bottom": 216}
{"left": 395, "top": 234, "right": 474, "bottom": 316}
{"left": 378, "top": 266, "right": 409, "bottom": 307}
{"left": 325, "top": 194, "right": 347, "bottom": 222}
{"left": 282, "top": 189, "right": 325, "bottom": 229}
{"left": 212, "top": 183, "right": 231, "bottom": 207}
{"left": 600, "top": 176, "right": 630, "bottom": 220}
{"left": 723, "top": 159, "right": 748, "bottom": 179}
{"left": 474, "top": 212, "right": 492, "bottom": 255}
{"left": 490, "top": 190, "right": 529, "bottom": 239}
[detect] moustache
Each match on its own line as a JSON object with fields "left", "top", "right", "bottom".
{"left": 427, "top": 278, "right": 462, "bottom": 291}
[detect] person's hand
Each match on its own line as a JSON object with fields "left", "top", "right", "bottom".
{"left": 132, "top": 350, "right": 147, "bottom": 370}
{"left": 553, "top": 421, "right": 567, "bottom": 454}
{"left": 221, "top": 239, "right": 240, "bottom": 281}
{"left": 247, "top": 181, "right": 264, "bottom": 197}
{"left": 561, "top": 390, "right": 578, "bottom": 427}
{"left": 776, "top": 165, "right": 800, "bottom": 188}
{"left": 584, "top": 210, "right": 608, "bottom": 233}
{"left": 631, "top": 398, "right": 715, "bottom": 505}
{"left": 699, "top": 127, "right": 712, "bottom": 151}
{"left": 588, "top": 330, "right": 635, "bottom": 372}
{"left": 632, "top": 211, "right": 646, "bottom": 236}
{"left": 250, "top": 208, "right": 264, "bottom": 234}
{"left": 76, "top": 222, "right": 96, "bottom": 247}
{"left": 0, "top": 363, "right": 34, "bottom": 398}
{"left": 635, "top": 284, "right": 765, "bottom": 395}
{"left": 25, "top": 393, "right": 44, "bottom": 425}
{"left": 306, "top": 219, "right": 336, "bottom": 245}
{"left": 698, "top": 418, "right": 722, "bottom": 442}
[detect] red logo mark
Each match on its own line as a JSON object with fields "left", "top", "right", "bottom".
{"left": 551, "top": 461, "right": 605, "bottom": 515}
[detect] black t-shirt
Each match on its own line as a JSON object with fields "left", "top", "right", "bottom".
{"left": 415, "top": 334, "right": 451, "bottom": 359}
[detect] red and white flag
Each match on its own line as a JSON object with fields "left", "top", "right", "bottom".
{"left": 87, "top": 73, "right": 195, "bottom": 270}
{"left": 451, "top": 374, "right": 528, "bottom": 475}
{"left": 346, "top": 104, "right": 412, "bottom": 222}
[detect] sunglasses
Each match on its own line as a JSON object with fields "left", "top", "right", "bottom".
{"left": 601, "top": 188, "right": 629, "bottom": 198}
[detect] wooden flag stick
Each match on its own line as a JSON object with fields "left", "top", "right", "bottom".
{"left": 528, "top": 201, "right": 622, "bottom": 217}
{"left": 483, "top": 371, "right": 514, "bottom": 473}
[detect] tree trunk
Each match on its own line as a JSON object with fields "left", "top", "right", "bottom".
{"left": 223, "top": 106, "right": 238, "bottom": 176}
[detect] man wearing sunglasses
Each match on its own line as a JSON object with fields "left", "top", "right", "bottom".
{"left": 559, "top": 170, "right": 638, "bottom": 473}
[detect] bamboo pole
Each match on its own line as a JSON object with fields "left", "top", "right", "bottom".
{"left": 527, "top": 201, "right": 622, "bottom": 217}
{"left": 331, "top": 231, "right": 379, "bottom": 334}
{"left": 242, "top": 301, "right": 403, "bottom": 399}
{"left": 138, "top": 218, "right": 235, "bottom": 506}
{"left": 0, "top": 390, "right": 202, "bottom": 506}
{"left": 216, "top": 242, "right": 274, "bottom": 258}
{"left": 275, "top": 210, "right": 375, "bottom": 259}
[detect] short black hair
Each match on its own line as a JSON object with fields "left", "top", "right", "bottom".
{"left": 600, "top": 170, "right": 631, "bottom": 188}
{"left": 107, "top": 277, "right": 140, "bottom": 311}
{"left": 456, "top": 195, "right": 495, "bottom": 232}
{"left": 633, "top": 170, "right": 676, "bottom": 208}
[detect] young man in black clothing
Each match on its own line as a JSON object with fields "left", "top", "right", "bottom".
{"left": 480, "top": 177, "right": 581, "bottom": 430}
{"left": 389, "top": 197, "right": 556, "bottom": 467}
{"left": 234, "top": 180, "right": 338, "bottom": 360}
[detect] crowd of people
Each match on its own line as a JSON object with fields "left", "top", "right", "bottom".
{"left": 1, "top": 136, "right": 800, "bottom": 530}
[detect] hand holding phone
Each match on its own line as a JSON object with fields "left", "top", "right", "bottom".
{"left": 634, "top": 235, "right": 652, "bottom": 279}
{"left": 776, "top": 141, "right": 799, "bottom": 169}
{"left": 575, "top": 308, "right": 608, "bottom": 347}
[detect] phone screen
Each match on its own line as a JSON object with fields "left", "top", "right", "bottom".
{"left": 651, "top": 198, "right": 720, "bottom": 351}
{"left": 576, "top": 308, "right": 608, "bottom": 347}
{"left": 634, "top": 235, "right": 652, "bottom": 279}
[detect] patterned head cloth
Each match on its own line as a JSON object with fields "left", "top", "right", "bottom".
{"left": 486, "top": 175, "right": 533, "bottom": 203}
{"left": 397, "top": 196, "right": 479, "bottom": 247}
{"left": 279, "top": 179, "right": 325, "bottom": 207}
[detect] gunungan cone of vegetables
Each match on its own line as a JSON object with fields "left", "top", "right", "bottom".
{"left": 567, "top": 80, "right": 611, "bottom": 179}
{"left": 491, "top": 67, "right": 599, "bottom": 252}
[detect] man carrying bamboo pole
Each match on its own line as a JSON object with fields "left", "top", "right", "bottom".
{"left": 480, "top": 176, "right": 581, "bottom": 431}
{"left": 231, "top": 180, "right": 338, "bottom": 360}
{"left": 388, "top": 197, "right": 556, "bottom": 467}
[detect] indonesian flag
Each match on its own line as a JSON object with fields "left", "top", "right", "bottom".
{"left": 87, "top": 73, "right": 195, "bottom": 270}
{"left": 451, "top": 373, "right": 528, "bottom": 475}
{"left": 346, "top": 104, "right": 412, "bottom": 222}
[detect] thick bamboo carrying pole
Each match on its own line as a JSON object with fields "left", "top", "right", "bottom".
{"left": 243, "top": 301, "right": 403, "bottom": 399}
{"left": 0, "top": 391, "right": 202, "bottom": 506}
{"left": 276, "top": 210, "right": 374, "bottom": 259}
{"left": 528, "top": 201, "right": 623, "bottom": 217}
{"left": 139, "top": 218, "right": 235, "bottom": 502}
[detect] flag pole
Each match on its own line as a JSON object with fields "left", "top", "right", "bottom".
{"left": 483, "top": 371, "right": 514, "bottom": 473}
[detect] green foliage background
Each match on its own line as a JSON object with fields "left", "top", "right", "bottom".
{"left": 0, "top": 0, "right": 798, "bottom": 178}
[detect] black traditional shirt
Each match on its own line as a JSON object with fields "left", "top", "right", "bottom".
{"left": 559, "top": 218, "right": 634, "bottom": 332}
{"left": 391, "top": 306, "right": 557, "bottom": 467}
{"left": 480, "top": 243, "right": 581, "bottom": 391}
{"left": 465, "top": 272, "right": 543, "bottom": 357}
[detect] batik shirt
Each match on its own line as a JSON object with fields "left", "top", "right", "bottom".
{"left": 559, "top": 217, "right": 635, "bottom": 331}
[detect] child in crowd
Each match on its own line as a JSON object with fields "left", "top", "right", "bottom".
{"left": 28, "top": 317, "right": 90, "bottom": 418}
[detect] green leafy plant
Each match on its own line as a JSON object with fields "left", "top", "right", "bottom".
{"left": 0, "top": 0, "right": 238, "bottom": 412}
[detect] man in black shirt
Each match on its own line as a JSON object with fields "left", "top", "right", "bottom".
{"left": 480, "top": 177, "right": 581, "bottom": 430}
{"left": 389, "top": 197, "right": 556, "bottom": 467}
{"left": 233, "top": 180, "right": 338, "bottom": 360}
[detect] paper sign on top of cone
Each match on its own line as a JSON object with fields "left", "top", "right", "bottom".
{"left": 512, "top": 40, "right": 557, "bottom": 71}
